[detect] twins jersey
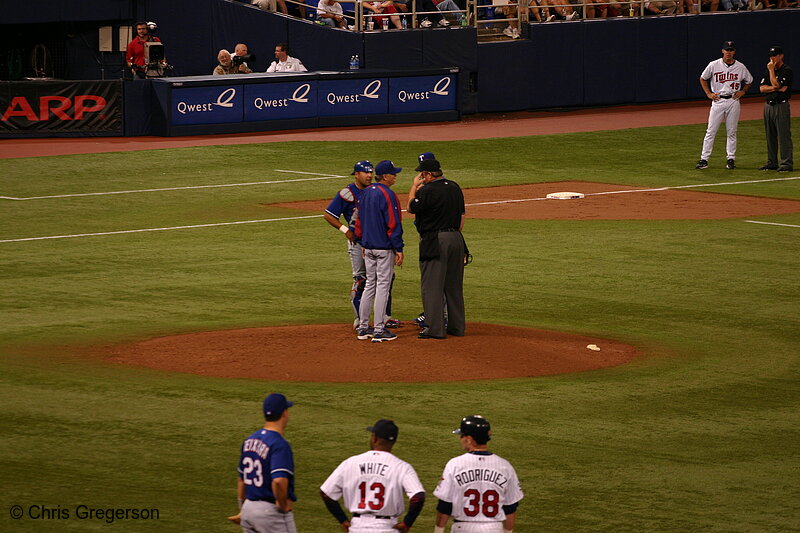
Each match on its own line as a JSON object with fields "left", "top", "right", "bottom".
{"left": 320, "top": 450, "right": 425, "bottom": 517}
{"left": 701, "top": 59, "right": 753, "bottom": 97}
{"left": 433, "top": 451, "right": 523, "bottom": 523}
{"left": 238, "top": 428, "right": 297, "bottom": 502}
{"left": 326, "top": 183, "right": 366, "bottom": 231}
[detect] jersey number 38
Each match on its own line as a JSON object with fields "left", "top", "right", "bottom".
{"left": 463, "top": 489, "right": 499, "bottom": 518}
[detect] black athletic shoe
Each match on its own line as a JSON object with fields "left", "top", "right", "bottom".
{"left": 726, "top": 159, "right": 736, "bottom": 170}
{"left": 777, "top": 167, "right": 793, "bottom": 172}
{"left": 695, "top": 159, "right": 709, "bottom": 169}
{"left": 759, "top": 164, "right": 778, "bottom": 171}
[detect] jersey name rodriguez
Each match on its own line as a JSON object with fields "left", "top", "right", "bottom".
{"left": 454, "top": 468, "right": 509, "bottom": 488}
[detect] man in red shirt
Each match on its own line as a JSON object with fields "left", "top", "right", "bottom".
{"left": 126, "top": 22, "right": 161, "bottom": 79}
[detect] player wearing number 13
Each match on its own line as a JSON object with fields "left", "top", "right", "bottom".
{"left": 231, "top": 393, "right": 297, "bottom": 533}
{"left": 433, "top": 416, "right": 523, "bottom": 533}
{"left": 320, "top": 419, "right": 426, "bottom": 532}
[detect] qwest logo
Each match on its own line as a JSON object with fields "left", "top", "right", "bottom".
{"left": 397, "top": 77, "right": 451, "bottom": 103}
{"left": 253, "top": 84, "right": 312, "bottom": 109}
{"left": 1, "top": 95, "right": 107, "bottom": 122}
{"left": 326, "top": 80, "right": 381, "bottom": 105}
{"left": 176, "top": 88, "right": 237, "bottom": 115}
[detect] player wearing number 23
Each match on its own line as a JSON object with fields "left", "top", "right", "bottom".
{"left": 433, "top": 416, "right": 523, "bottom": 533}
{"left": 320, "top": 419, "right": 426, "bottom": 532}
{"left": 232, "top": 393, "right": 297, "bottom": 533}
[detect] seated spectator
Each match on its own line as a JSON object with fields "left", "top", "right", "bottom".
{"left": 645, "top": 0, "right": 677, "bottom": 13}
{"left": 213, "top": 49, "right": 251, "bottom": 75}
{"left": 394, "top": 0, "right": 449, "bottom": 27}
{"left": 233, "top": 43, "right": 254, "bottom": 72}
{"left": 251, "top": 0, "right": 288, "bottom": 13}
{"left": 699, "top": 0, "right": 719, "bottom": 10}
{"left": 266, "top": 43, "right": 308, "bottom": 72}
{"left": 720, "top": 0, "right": 746, "bottom": 8}
{"left": 435, "top": 0, "right": 465, "bottom": 24}
{"left": 362, "top": 0, "right": 403, "bottom": 29}
{"left": 318, "top": 0, "right": 348, "bottom": 27}
{"left": 497, "top": 0, "right": 520, "bottom": 38}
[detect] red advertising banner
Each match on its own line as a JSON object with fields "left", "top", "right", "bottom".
{"left": 0, "top": 80, "right": 122, "bottom": 136}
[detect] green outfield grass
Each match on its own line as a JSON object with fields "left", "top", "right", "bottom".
{"left": 1, "top": 118, "right": 799, "bottom": 532}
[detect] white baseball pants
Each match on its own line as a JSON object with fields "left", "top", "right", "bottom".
{"left": 450, "top": 521, "right": 504, "bottom": 533}
{"left": 701, "top": 98, "right": 741, "bottom": 161}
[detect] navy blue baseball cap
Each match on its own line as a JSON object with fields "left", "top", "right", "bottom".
{"left": 722, "top": 41, "right": 735, "bottom": 51}
{"left": 352, "top": 160, "right": 374, "bottom": 174}
{"left": 769, "top": 46, "right": 783, "bottom": 56}
{"left": 263, "top": 393, "right": 293, "bottom": 417}
{"left": 367, "top": 418, "right": 398, "bottom": 441}
{"left": 375, "top": 160, "right": 402, "bottom": 176}
{"left": 418, "top": 152, "right": 435, "bottom": 163}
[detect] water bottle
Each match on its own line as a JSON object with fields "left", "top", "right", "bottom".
{"left": 382, "top": 17, "right": 389, "bottom": 30}
{"left": 349, "top": 55, "right": 357, "bottom": 70}
{"left": 629, "top": 3, "right": 635, "bottom": 16}
{"left": 402, "top": 16, "right": 407, "bottom": 29}
{"left": 354, "top": 55, "right": 359, "bottom": 69}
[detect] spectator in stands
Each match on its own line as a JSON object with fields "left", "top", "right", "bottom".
{"left": 435, "top": 0, "right": 466, "bottom": 24}
{"left": 393, "top": 0, "right": 449, "bottom": 27}
{"left": 213, "top": 49, "right": 251, "bottom": 75}
{"left": 318, "top": 0, "right": 348, "bottom": 27}
{"left": 645, "top": 0, "right": 677, "bottom": 14}
{"left": 233, "top": 43, "right": 254, "bottom": 72}
{"left": 497, "top": 0, "right": 521, "bottom": 38}
{"left": 699, "top": 0, "right": 720, "bottom": 10}
{"left": 362, "top": 0, "right": 403, "bottom": 29}
{"left": 267, "top": 43, "right": 308, "bottom": 72}
{"left": 252, "top": 0, "right": 289, "bottom": 14}
{"left": 126, "top": 21, "right": 161, "bottom": 79}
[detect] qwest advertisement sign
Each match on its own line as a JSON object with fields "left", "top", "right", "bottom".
{"left": 172, "top": 85, "right": 243, "bottom": 125}
{"left": 244, "top": 81, "right": 317, "bottom": 122}
{"left": 389, "top": 75, "right": 457, "bottom": 114}
{"left": 0, "top": 81, "right": 122, "bottom": 135}
{"left": 317, "top": 78, "right": 388, "bottom": 116}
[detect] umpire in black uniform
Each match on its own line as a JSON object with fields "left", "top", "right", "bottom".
{"left": 407, "top": 158, "right": 466, "bottom": 339}
{"left": 759, "top": 46, "right": 793, "bottom": 172}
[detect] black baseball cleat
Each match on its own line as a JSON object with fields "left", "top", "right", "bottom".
{"left": 695, "top": 159, "right": 709, "bottom": 169}
{"left": 726, "top": 159, "right": 736, "bottom": 170}
{"left": 759, "top": 164, "right": 778, "bottom": 171}
{"left": 777, "top": 167, "right": 793, "bottom": 172}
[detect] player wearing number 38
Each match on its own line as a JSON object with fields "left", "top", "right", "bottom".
{"left": 320, "top": 419, "right": 426, "bottom": 532}
{"left": 433, "top": 416, "right": 523, "bottom": 533}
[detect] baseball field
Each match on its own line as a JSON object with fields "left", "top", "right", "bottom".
{"left": 1, "top": 113, "right": 799, "bottom": 532}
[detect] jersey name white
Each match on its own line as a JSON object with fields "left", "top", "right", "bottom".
{"left": 434, "top": 452, "right": 523, "bottom": 523}
{"left": 320, "top": 450, "right": 425, "bottom": 517}
{"left": 701, "top": 59, "right": 753, "bottom": 96}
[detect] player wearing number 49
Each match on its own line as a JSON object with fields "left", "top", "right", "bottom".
{"left": 696, "top": 41, "right": 753, "bottom": 171}
{"left": 433, "top": 416, "right": 523, "bottom": 533}
{"left": 229, "top": 393, "right": 297, "bottom": 533}
{"left": 320, "top": 419, "right": 426, "bottom": 532}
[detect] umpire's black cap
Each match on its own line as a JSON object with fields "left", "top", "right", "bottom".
{"left": 416, "top": 159, "right": 441, "bottom": 172}
{"left": 367, "top": 419, "right": 398, "bottom": 441}
{"left": 722, "top": 41, "right": 736, "bottom": 51}
{"left": 769, "top": 46, "right": 784, "bottom": 56}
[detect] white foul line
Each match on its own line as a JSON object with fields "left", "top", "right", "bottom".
{"left": 745, "top": 220, "right": 800, "bottom": 229}
{"left": 0, "top": 214, "right": 324, "bottom": 244}
{"left": 2, "top": 176, "right": 799, "bottom": 244}
{"left": 0, "top": 170, "right": 345, "bottom": 201}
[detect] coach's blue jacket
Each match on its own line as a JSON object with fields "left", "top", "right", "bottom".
{"left": 355, "top": 182, "right": 404, "bottom": 252}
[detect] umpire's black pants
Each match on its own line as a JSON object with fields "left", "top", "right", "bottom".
{"left": 420, "top": 231, "right": 465, "bottom": 338}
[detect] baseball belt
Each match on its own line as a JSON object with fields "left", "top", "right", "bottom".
{"left": 351, "top": 513, "right": 394, "bottom": 519}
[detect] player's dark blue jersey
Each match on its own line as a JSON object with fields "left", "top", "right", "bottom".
{"left": 238, "top": 429, "right": 296, "bottom": 502}
{"left": 325, "top": 183, "right": 365, "bottom": 229}
{"left": 354, "top": 182, "right": 404, "bottom": 252}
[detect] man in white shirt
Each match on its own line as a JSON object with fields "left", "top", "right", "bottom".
{"left": 266, "top": 43, "right": 308, "bottom": 73}
{"left": 317, "top": 0, "right": 348, "bottom": 28}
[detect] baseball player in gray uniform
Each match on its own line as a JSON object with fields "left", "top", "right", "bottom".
{"left": 696, "top": 41, "right": 753, "bottom": 170}
{"left": 320, "top": 419, "right": 426, "bottom": 532}
{"left": 433, "top": 416, "right": 523, "bottom": 533}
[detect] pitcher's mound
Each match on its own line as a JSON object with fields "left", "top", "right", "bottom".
{"left": 107, "top": 323, "right": 639, "bottom": 382}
